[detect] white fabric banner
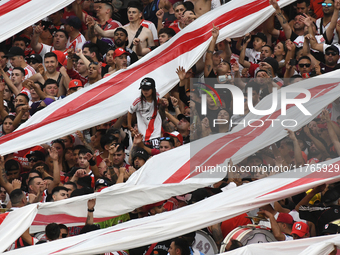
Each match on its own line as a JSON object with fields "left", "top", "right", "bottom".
{"left": 0, "top": 0, "right": 74, "bottom": 43}
{"left": 4, "top": 162, "right": 340, "bottom": 255}
{"left": 0, "top": 0, "right": 295, "bottom": 155}
{"left": 221, "top": 234, "right": 340, "bottom": 255}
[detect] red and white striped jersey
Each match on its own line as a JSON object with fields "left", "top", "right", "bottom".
{"left": 24, "top": 64, "right": 36, "bottom": 79}
{"left": 66, "top": 33, "right": 86, "bottom": 51}
{"left": 129, "top": 94, "right": 161, "bottom": 141}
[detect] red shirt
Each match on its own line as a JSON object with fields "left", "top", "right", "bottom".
{"left": 220, "top": 213, "right": 252, "bottom": 237}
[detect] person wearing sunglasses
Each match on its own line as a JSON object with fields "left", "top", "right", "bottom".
{"left": 297, "top": 56, "right": 312, "bottom": 76}
{"left": 315, "top": 0, "right": 339, "bottom": 45}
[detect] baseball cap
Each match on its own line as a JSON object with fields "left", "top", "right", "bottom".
{"left": 5, "top": 159, "right": 21, "bottom": 172}
{"left": 133, "top": 148, "right": 150, "bottom": 162}
{"left": 276, "top": 213, "right": 294, "bottom": 225}
{"left": 325, "top": 45, "right": 340, "bottom": 55}
{"left": 5, "top": 47, "right": 25, "bottom": 58}
{"left": 262, "top": 57, "right": 279, "bottom": 74}
{"left": 253, "top": 32, "right": 267, "bottom": 42}
{"left": 53, "top": 50, "right": 67, "bottom": 66}
{"left": 177, "top": 114, "right": 190, "bottom": 123}
{"left": 68, "top": 79, "right": 83, "bottom": 89}
{"left": 322, "top": 223, "right": 339, "bottom": 235}
{"left": 26, "top": 150, "right": 45, "bottom": 161}
{"left": 65, "top": 16, "right": 82, "bottom": 30}
{"left": 27, "top": 54, "right": 43, "bottom": 64}
{"left": 163, "top": 131, "right": 183, "bottom": 145}
{"left": 139, "top": 77, "right": 155, "bottom": 90}
{"left": 95, "top": 178, "right": 109, "bottom": 189}
{"left": 291, "top": 221, "right": 309, "bottom": 237}
{"left": 113, "top": 48, "right": 129, "bottom": 58}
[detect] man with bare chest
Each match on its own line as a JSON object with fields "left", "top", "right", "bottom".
{"left": 187, "top": 0, "right": 211, "bottom": 17}
{"left": 92, "top": 1, "right": 154, "bottom": 53}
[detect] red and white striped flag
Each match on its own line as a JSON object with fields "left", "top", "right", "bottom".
{"left": 0, "top": 0, "right": 296, "bottom": 155}
{"left": 0, "top": 0, "right": 74, "bottom": 43}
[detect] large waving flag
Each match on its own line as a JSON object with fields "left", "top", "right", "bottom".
{"left": 0, "top": 0, "right": 296, "bottom": 156}
{"left": 0, "top": 0, "right": 74, "bottom": 43}
{"left": 2, "top": 69, "right": 340, "bottom": 252}
{"left": 4, "top": 162, "right": 340, "bottom": 255}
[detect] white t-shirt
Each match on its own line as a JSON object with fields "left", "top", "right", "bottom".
{"left": 129, "top": 94, "right": 161, "bottom": 141}
{"left": 245, "top": 48, "right": 261, "bottom": 64}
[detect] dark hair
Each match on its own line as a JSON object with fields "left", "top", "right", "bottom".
{"left": 13, "top": 37, "right": 29, "bottom": 46}
{"left": 16, "top": 93, "right": 29, "bottom": 104}
{"left": 55, "top": 29, "right": 69, "bottom": 39}
{"left": 263, "top": 44, "right": 273, "bottom": 54}
{"left": 51, "top": 186, "right": 69, "bottom": 197}
{"left": 115, "top": 143, "right": 125, "bottom": 153}
{"left": 100, "top": 134, "right": 119, "bottom": 150}
{"left": 28, "top": 176, "right": 42, "bottom": 188}
{"left": 28, "top": 169, "right": 43, "bottom": 178}
{"left": 73, "top": 144, "right": 86, "bottom": 151}
{"left": 52, "top": 138, "right": 66, "bottom": 150}
{"left": 13, "top": 67, "right": 25, "bottom": 76}
{"left": 35, "top": 81, "right": 43, "bottom": 91}
{"left": 44, "top": 52, "right": 58, "bottom": 61}
{"left": 44, "top": 78, "right": 59, "bottom": 88}
{"left": 297, "top": 0, "right": 310, "bottom": 6}
{"left": 172, "top": 238, "right": 191, "bottom": 255}
{"left": 2, "top": 115, "right": 15, "bottom": 134}
{"left": 32, "top": 162, "right": 49, "bottom": 174}
{"left": 78, "top": 147, "right": 92, "bottom": 156}
{"left": 115, "top": 27, "right": 128, "bottom": 37}
{"left": 83, "top": 42, "right": 101, "bottom": 62}
{"left": 278, "top": 41, "right": 288, "bottom": 54}
{"left": 227, "top": 239, "right": 243, "bottom": 251}
{"left": 45, "top": 223, "right": 60, "bottom": 241}
{"left": 127, "top": 1, "right": 143, "bottom": 12}
{"left": 10, "top": 189, "right": 25, "bottom": 206}
{"left": 158, "top": 28, "right": 176, "bottom": 38}
{"left": 183, "top": 1, "right": 194, "bottom": 11}
{"left": 183, "top": 9, "right": 196, "bottom": 16}
{"left": 160, "top": 137, "right": 175, "bottom": 147}
{"left": 140, "top": 86, "right": 158, "bottom": 113}
{"left": 64, "top": 181, "right": 77, "bottom": 190}
{"left": 298, "top": 56, "right": 311, "bottom": 63}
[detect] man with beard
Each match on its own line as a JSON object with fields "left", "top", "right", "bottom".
{"left": 132, "top": 148, "right": 149, "bottom": 170}
{"left": 316, "top": 0, "right": 339, "bottom": 44}
{"left": 42, "top": 52, "right": 69, "bottom": 95}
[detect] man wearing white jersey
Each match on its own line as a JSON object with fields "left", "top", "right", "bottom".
{"left": 4, "top": 47, "right": 36, "bottom": 80}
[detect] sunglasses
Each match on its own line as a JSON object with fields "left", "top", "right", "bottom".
{"left": 160, "top": 137, "right": 171, "bottom": 141}
{"left": 299, "top": 63, "right": 311, "bottom": 68}
{"left": 61, "top": 233, "right": 67, "bottom": 238}
{"left": 325, "top": 51, "right": 337, "bottom": 56}
{"left": 29, "top": 157, "right": 39, "bottom": 163}
{"left": 321, "top": 3, "right": 332, "bottom": 7}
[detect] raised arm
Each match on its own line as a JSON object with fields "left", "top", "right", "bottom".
{"left": 31, "top": 24, "right": 44, "bottom": 54}
{"left": 270, "top": 0, "right": 292, "bottom": 39}
{"left": 325, "top": 0, "right": 340, "bottom": 43}
{"left": 286, "top": 129, "right": 304, "bottom": 167}
{"left": 0, "top": 67, "right": 19, "bottom": 95}
{"left": 204, "top": 25, "right": 219, "bottom": 77}
{"left": 239, "top": 34, "right": 251, "bottom": 68}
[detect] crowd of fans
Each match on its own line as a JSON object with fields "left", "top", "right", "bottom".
{"left": 1, "top": 0, "right": 340, "bottom": 254}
